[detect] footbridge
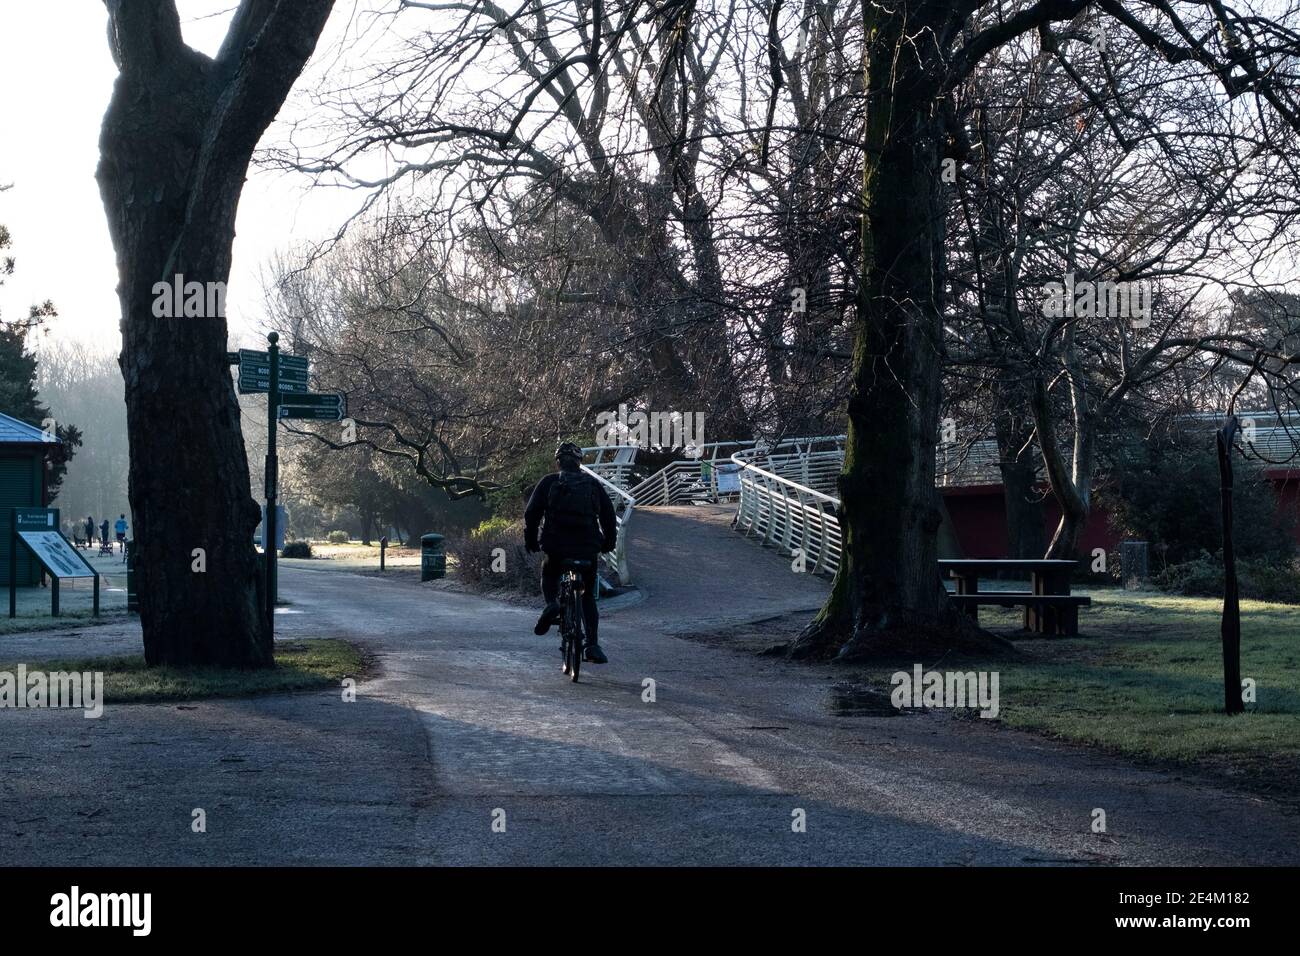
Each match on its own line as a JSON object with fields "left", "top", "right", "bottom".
{"left": 580, "top": 435, "right": 1010, "bottom": 587}
{"left": 580, "top": 436, "right": 848, "bottom": 587}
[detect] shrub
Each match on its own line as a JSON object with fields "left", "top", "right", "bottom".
{"left": 1105, "top": 429, "right": 1295, "bottom": 569}
{"left": 1156, "top": 552, "right": 1300, "bottom": 604}
{"left": 471, "top": 515, "right": 516, "bottom": 541}
{"left": 484, "top": 437, "right": 585, "bottom": 519}
{"left": 327, "top": 530, "right": 350, "bottom": 544}
{"left": 281, "top": 541, "right": 313, "bottom": 559}
{"left": 449, "top": 517, "right": 541, "bottom": 594}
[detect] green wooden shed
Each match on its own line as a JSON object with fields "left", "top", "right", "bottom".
{"left": 0, "top": 412, "right": 58, "bottom": 587}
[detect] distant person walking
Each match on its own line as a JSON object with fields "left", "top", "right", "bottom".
{"left": 84, "top": 516, "right": 95, "bottom": 550}
{"left": 114, "top": 515, "right": 128, "bottom": 554}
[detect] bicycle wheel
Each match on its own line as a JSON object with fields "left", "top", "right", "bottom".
{"left": 567, "top": 587, "right": 583, "bottom": 682}
{"left": 560, "top": 593, "right": 573, "bottom": 675}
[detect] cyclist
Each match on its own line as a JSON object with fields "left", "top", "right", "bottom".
{"left": 524, "top": 441, "right": 618, "bottom": 664}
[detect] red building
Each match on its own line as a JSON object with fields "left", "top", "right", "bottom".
{"left": 941, "top": 469, "right": 1300, "bottom": 559}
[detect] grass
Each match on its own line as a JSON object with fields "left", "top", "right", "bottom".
{"left": 0, "top": 638, "right": 371, "bottom": 705}
{"left": 0, "top": 607, "right": 130, "bottom": 635}
{"left": 280, "top": 540, "right": 422, "bottom": 571}
{"left": 850, "top": 589, "right": 1300, "bottom": 788}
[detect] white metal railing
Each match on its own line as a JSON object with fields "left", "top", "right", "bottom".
{"left": 583, "top": 445, "right": 640, "bottom": 491}
{"left": 614, "top": 436, "right": 846, "bottom": 506}
{"left": 580, "top": 463, "right": 636, "bottom": 585}
{"left": 626, "top": 460, "right": 711, "bottom": 506}
{"left": 731, "top": 437, "right": 845, "bottom": 575}
{"left": 739, "top": 442, "right": 844, "bottom": 495}
{"left": 625, "top": 441, "right": 751, "bottom": 505}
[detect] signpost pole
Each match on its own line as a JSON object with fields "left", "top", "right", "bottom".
{"left": 265, "top": 331, "right": 279, "bottom": 640}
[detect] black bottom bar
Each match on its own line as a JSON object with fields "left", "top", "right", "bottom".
{"left": 0, "top": 866, "right": 1286, "bottom": 941}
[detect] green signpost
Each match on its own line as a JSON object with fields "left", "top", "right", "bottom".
{"left": 8, "top": 507, "right": 99, "bottom": 619}
{"left": 235, "top": 348, "right": 309, "bottom": 395}
{"left": 278, "top": 392, "right": 346, "bottom": 421}
{"left": 228, "top": 336, "right": 347, "bottom": 639}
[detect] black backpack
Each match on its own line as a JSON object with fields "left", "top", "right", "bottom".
{"left": 542, "top": 471, "right": 601, "bottom": 550}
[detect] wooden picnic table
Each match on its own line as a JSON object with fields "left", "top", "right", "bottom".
{"left": 938, "top": 558, "right": 1086, "bottom": 635}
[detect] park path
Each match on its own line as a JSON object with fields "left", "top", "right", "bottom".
{"left": 2, "top": 505, "right": 1298, "bottom": 865}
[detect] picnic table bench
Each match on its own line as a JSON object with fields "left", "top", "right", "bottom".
{"left": 938, "top": 558, "right": 1090, "bottom": 636}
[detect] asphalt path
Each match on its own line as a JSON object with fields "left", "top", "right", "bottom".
{"left": 2, "top": 506, "right": 1296, "bottom": 865}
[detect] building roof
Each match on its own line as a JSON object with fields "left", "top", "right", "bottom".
{"left": 0, "top": 412, "right": 60, "bottom": 445}
{"left": 938, "top": 410, "right": 1300, "bottom": 487}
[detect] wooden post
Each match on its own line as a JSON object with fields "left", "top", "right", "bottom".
{"left": 954, "top": 572, "right": 980, "bottom": 624}
{"left": 1217, "top": 416, "right": 1245, "bottom": 715}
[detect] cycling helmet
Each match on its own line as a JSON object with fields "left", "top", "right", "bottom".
{"left": 555, "top": 441, "right": 583, "bottom": 464}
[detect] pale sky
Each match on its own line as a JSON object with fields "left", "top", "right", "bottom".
{"left": 0, "top": 1, "right": 381, "bottom": 356}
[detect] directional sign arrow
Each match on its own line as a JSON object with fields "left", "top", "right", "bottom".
{"left": 239, "top": 376, "right": 308, "bottom": 395}
{"left": 276, "top": 391, "right": 343, "bottom": 408}
{"left": 240, "top": 363, "right": 309, "bottom": 383}
{"left": 237, "top": 348, "right": 309, "bottom": 370}
{"left": 277, "top": 392, "right": 346, "bottom": 421}
{"left": 278, "top": 406, "right": 345, "bottom": 421}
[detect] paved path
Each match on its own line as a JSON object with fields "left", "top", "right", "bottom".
{"left": 2, "top": 506, "right": 1298, "bottom": 865}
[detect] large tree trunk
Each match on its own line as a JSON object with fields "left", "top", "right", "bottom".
{"left": 96, "top": 0, "right": 334, "bottom": 667}
{"left": 994, "top": 410, "right": 1047, "bottom": 559}
{"left": 791, "top": 2, "right": 995, "bottom": 661}
{"left": 1031, "top": 377, "right": 1094, "bottom": 561}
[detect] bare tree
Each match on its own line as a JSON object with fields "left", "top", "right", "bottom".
{"left": 97, "top": 0, "right": 334, "bottom": 667}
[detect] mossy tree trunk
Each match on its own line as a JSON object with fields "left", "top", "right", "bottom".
{"left": 792, "top": 1, "right": 984, "bottom": 660}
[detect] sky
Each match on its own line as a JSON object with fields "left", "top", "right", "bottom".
{"left": 0, "top": 1, "right": 379, "bottom": 356}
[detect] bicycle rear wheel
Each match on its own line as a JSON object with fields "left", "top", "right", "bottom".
{"left": 567, "top": 587, "right": 583, "bottom": 682}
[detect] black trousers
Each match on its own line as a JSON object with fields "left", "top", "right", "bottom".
{"left": 541, "top": 554, "right": 599, "bottom": 644}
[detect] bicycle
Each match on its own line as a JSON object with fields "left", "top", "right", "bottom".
{"left": 557, "top": 558, "right": 591, "bottom": 682}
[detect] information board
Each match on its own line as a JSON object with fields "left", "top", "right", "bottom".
{"left": 715, "top": 463, "right": 742, "bottom": 494}
{"left": 17, "top": 531, "right": 96, "bottom": 578}
{"left": 9, "top": 507, "right": 100, "bottom": 618}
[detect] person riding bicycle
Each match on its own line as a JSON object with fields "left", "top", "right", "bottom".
{"left": 524, "top": 441, "right": 618, "bottom": 664}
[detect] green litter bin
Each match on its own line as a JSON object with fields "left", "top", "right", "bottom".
{"left": 421, "top": 533, "right": 446, "bottom": 581}
{"left": 126, "top": 540, "right": 139, "bottom": 613}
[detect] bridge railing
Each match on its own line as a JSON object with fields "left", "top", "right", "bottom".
{"left": 624, "top": 441, "right": 757, "bottom": 505}
{"left": 582, "top": 433, "right": 847, "bottom": 578}
{"left": 596, "top": 437, "right": 847, "bottom": 507}
{"left": 580, "top": 463, "right": 635, "bottom": 585}
{"left": 731, "top": 437, "right": 844, "bottom": 575}
{"left": 583, "top": 445, "right": 640, "bottom": 491}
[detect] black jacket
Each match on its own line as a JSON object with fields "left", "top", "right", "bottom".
{"left": 524, "top": 469, "right": 618, "bottom": 556}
